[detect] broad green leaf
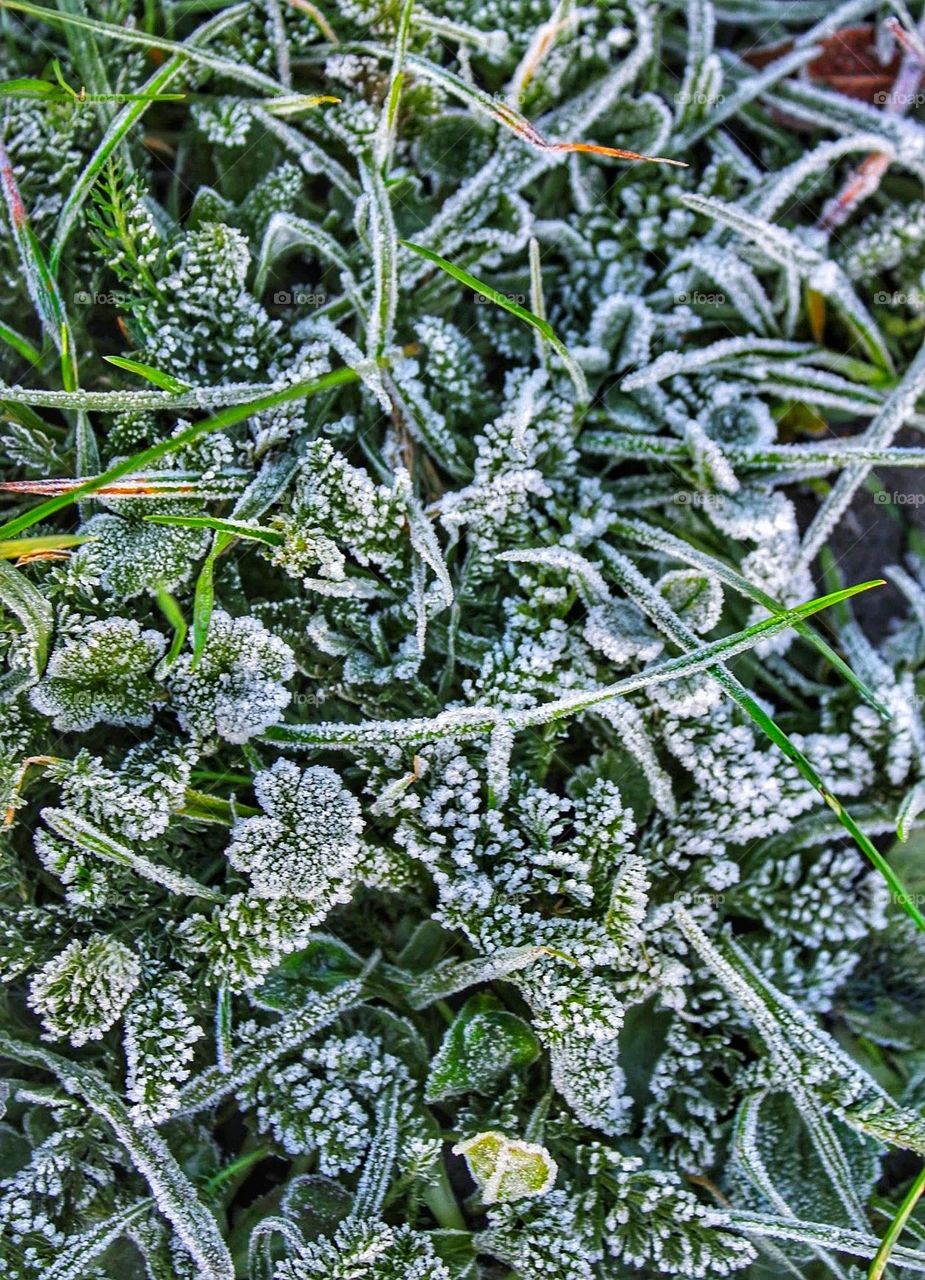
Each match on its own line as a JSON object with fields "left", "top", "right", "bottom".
{"left": 426, "top": 994, "right": 540, "bottom": 1102}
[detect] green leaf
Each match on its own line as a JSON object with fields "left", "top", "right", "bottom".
{"left": 426, "top": 994, "right": 540, "bottom": 1102}
{"left": 249, "top": 936, "right": 365, "bottom": 1011}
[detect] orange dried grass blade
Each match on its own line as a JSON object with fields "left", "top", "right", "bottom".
{"left": 0, "top": 477, "right": 193, "bottom": 496}
{"left": 14, "top": 549, "right": 72, "bottom": 564}
{"left": 547, "top": 139, "right": 686, "bottom": 165}
{"left": 488, "top": 100, "right": 685, "bottom": 166}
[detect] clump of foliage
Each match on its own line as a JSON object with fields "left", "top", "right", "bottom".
{"left": 5, "top": 1, "right": 925, "bottom": 1277}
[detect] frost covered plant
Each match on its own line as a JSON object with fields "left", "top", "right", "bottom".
{"left": 7, "top": 2, "right": 925, "bottom": 1279}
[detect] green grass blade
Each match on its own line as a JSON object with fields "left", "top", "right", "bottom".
{"left": 0, "top": 0, "right": 285, "bottom": 95}
{"left": 48, "top": 5, "right": 247, "bottom": 272}
{"left": 401, "top": 238, "right": 589, "bottom": 403}
{"left": 146, "top": 515, "right": 283, "bottom": 546}
{"left": 0, "top": 558, "right": 53, "bottom": 683}
{"left": 103, "top": 356, "right": 191, "bottom": 394}
{"left": 155, "top": 588, "right": 188, "bottom": 677}
{"left": 264, "top": 581, "right": 881, "bottom": 749}
{"left": 0, "top": 534, "right": 90, "bottom": 558}
{"left": 868, "top": 1165, "right": 925, "bottom": 1280}
{"left": 601, "top": 542, "right": 923, "bottom": 932}
{"left": 0, "top": 320, "right": 42, "bottom": 365}
{"left": 0, "top": 138, "right": 77, "bottom": 387}
{"left": 610, "top": 515, "right": 892, "bottom": 719}
{"left": 0, "top": 364, "right": 359, "bottom": 541}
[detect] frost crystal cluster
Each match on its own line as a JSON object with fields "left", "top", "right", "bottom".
{"left": 4, "top": 2, "right": 925, "bottom": 1278}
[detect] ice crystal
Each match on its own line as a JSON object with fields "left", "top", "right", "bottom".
{"left": 28, "top": 935, "right": 141, "bottom": 1046}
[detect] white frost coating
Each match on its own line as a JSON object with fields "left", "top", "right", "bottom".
{"left": 41, "top": 807, "right": 221, "bottom": 901}
{"left": 28, "top": 935, "right": 141, "bottom": 1047}
{"left": 679, "top": 193, "right": 891, "bottom": 367}
{"left": 226, "top": 759, "right": 363, "bottom": 900}
{"left": 621, "top": 337, "right": 813, "bottom": 390}
{"left": 800, "top": 338, "right": 925, "bottom": 565}
{"left": 173, "top": 978, "right": 365, "bottom": 1116}
{"left": 358, "top": 157, "right": 398, "bottom": 361}
{"left": 0, "top": 1034, "right": 235, "bottom": 1280}
{"left": 675, "top": 907, "right": 925, "bottom": 1156}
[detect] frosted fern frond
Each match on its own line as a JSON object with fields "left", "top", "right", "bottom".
{"left": 268, "top": 1219, "right": 451, "bottom": 1280}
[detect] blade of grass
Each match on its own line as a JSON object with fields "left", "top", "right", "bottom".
{"left": 146, "top": 514, "right": 283, "bottom": 546}
{"left": 0, "top": 137, "right": 77, "bottom": 389}
{"left": 374, "top": 0, "right": 414, "bottom": 171}
{"left": 48, "top": 4, "right": 250, "bottom": 272}
{"left": 264, "top": 581, "right": 881, "bottom": 747}
{"left": 599, "top": 542, "right": 924, "bottom": 933}
{"left": 344, "top": 41, "right": 686, "bottom": 166}
{"left": 103, "top": 356, "right": 192, "bottom": 394}
{"left": 868, "top": 1165, "right": 925, "bottom": 1280}
{"left": 0, "top": 534, "right": 90, "bottom": 559}
{"left": 0, "top": 319, "right": 42, "bottom": 364}
{"left": 155, "top": 588, "right": 187, "bottom": 678}
{"left": 0, "top": 559, "right": 53, "bottom": 694}
{"left": 610, "top": 514, "right": 891, "bottom": 719}
{"left": 0, "top": 0, "right": 286, "bottom": 95}
{"left": 401, "top": 239, "right": 589, "bottom": 404}
{"left": 0, "top": 364, "right": 359, "bottom": 541}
